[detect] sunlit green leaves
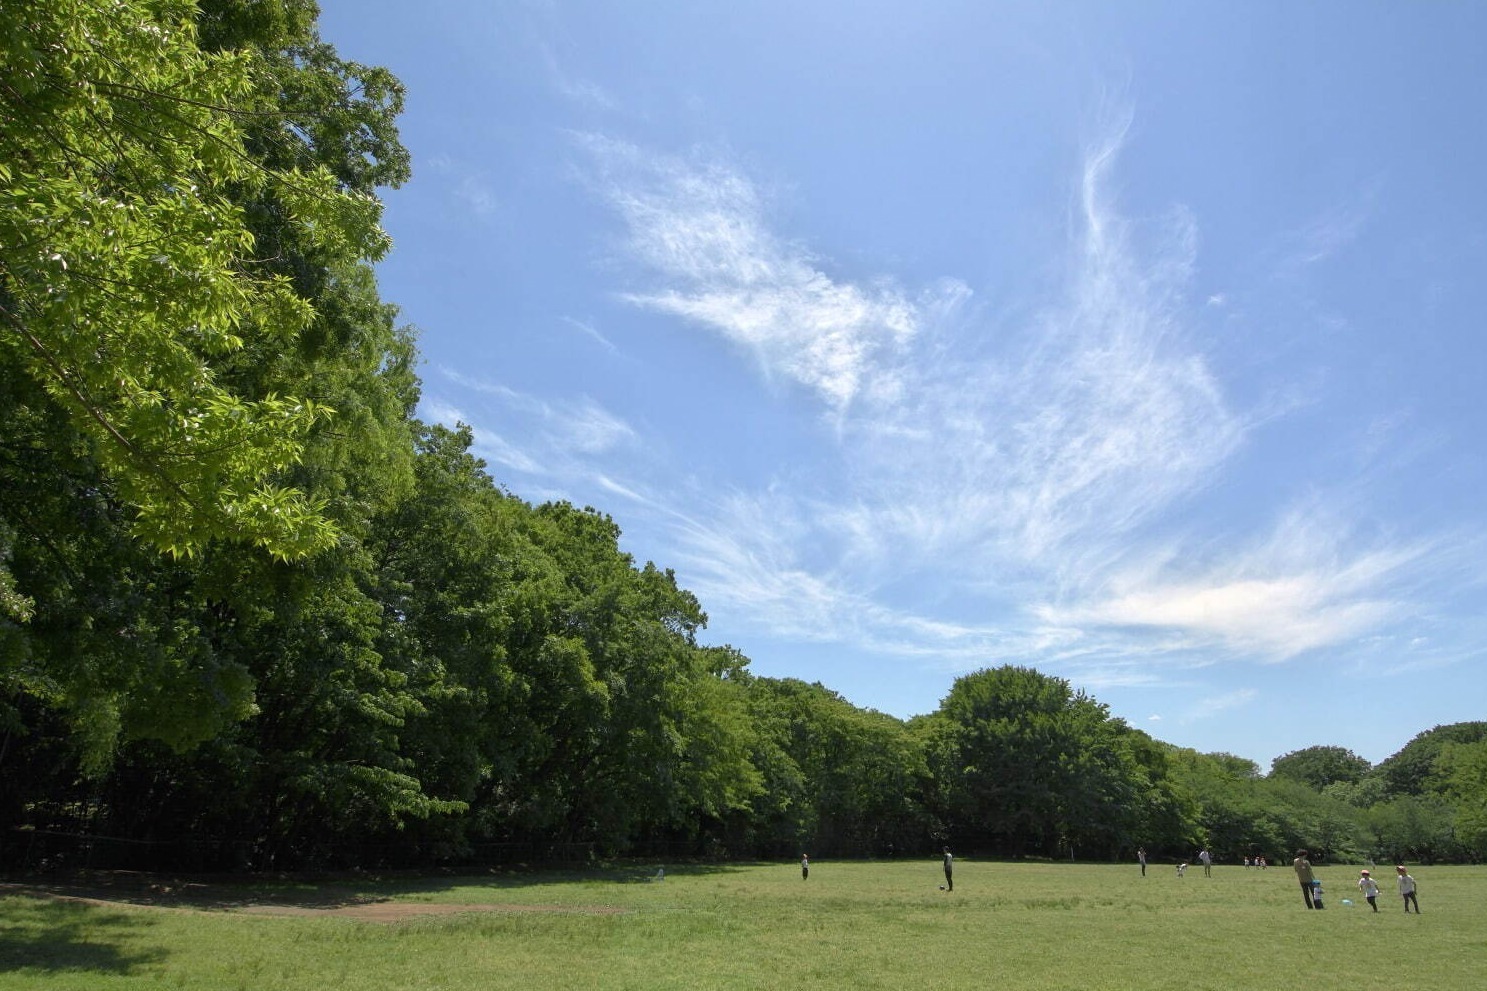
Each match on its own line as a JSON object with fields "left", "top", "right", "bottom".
{"left": 0, "top": 0, "right": 391, "bottom": 558}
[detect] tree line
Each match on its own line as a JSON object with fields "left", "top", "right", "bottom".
{"left": 3, "top": 1, "right": 1485, "bottom": 872}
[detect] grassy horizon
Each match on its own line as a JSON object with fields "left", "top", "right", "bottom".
{"left": 2, "top": 860, "right": 1481, "bottom": 990}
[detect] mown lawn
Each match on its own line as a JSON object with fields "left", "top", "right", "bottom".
{"left": 2, "top": 860, "right": 1480, "bottom": 990}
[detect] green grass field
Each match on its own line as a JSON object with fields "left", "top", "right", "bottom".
{"left": 2, "top": 860, "right": 1481, "bottom": 990}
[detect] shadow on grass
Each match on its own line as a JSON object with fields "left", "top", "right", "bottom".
{"left": 0, "top": 895, "right": 166, "bottom": 974}
{"left": 0, "top": 861, "right": 754, "bottom": 912}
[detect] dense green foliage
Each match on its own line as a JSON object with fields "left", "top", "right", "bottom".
{"left": 2, "top": 2, "right": 1484, "bottom": 871}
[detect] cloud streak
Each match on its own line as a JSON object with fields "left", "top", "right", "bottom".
{"left": 838, "top": 125, "right": 1244, "bottom": 578}
{"left": 552, "top": 121, "right": 1441, "bottom": 693}
{"left": 576, "top": 134, "right": 955, "bottom": 410}
{"left": 423, "top": 370, "right": 637, "bottom": 485}
{"left": 426, "top": 155, "right": 500, "bottom": 219}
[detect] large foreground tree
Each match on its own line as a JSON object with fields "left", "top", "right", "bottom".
{"left": 1, "top": 0, "right": 389, "bottom": 558}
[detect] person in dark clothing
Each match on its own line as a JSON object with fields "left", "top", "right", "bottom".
{"left": 1293, "top": 850, "right": 1316, "bottom": 909}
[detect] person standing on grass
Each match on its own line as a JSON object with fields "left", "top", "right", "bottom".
{"left": 1137, "top": 847, "right": 1147, "bottom": 876}
{"left": 801, "top": 854, "right": 809, "bottom": 880}
{"left": 942, "top": 847, "right": 954, "bottom": 891}
{"left": 1294, "top": 850, "right": 1316, "bottom": 909}
{"left": 1198, "top": 848, "right": 1212, "bottom": 877}
{"left": 1357, "top": 870, "right": 1380, "bottom": 911}
{"left": 1397, "top": 865, "right": 1420, "bottom": 913}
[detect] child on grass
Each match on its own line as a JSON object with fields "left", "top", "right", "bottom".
{"left": 1397, "top": 865, "right": 1420, "bottom": 913}
{"left": 1357, "top": 870, "right": 1380, "bottom": 912}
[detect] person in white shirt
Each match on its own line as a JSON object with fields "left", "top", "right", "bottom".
{"left": 1396, "top": 865, "right": 1420, "bottom": 913}
{"left": 1357, "top": 870, "right": 1380, "bottom": 912}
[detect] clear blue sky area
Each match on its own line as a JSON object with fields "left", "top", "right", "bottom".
{"left": 317, "top": 0, "right": 1487, "bottom": 768}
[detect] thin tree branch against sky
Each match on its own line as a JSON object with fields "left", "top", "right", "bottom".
{"left": 317, "top": 0, "right": 1487, "bottom": 767}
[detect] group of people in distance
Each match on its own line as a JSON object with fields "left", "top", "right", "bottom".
{"left": 1293, "top": 849, "right": 1421, "bottom": 913}
{"left": 1135, "top": 845, "right": 1423, "bottom": 914}
{"left": 799, "top": 847, "right": 957, "bottom": 890}
{"left": 800, "top": 845, "right": 1422, "bottom": 914}
{"left": 1150, "top": 846, "right": 1215, "bottom": 878}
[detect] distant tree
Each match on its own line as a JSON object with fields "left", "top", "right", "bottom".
{"left": 1321, "top": 776, "right": 1387, "bottom": 809}
{"left": 1270, "top": 746, "right": 1371, "bottom": 789}
{"left": 1163, "top": 747, "right": 1372, "bottom": 861}
{"left": 1120, "top": 733, "right": 1202, "bottom": 856}
{"left": 928, "top": 665, "right": 1152, "bottom": 858}
{"left": 738, "top": 677, "right": 929, "bottom": 857}
{"left": 1433, "top": 740, "right": 1487, "bottom": 860}
{"left": 1363, "top": 794, "right": 1460, "bottom": 864}
{"left": 1207, "top": 753, "right": 1263, "bottom": 780}
{"left": 1370, "top": 723, "right": 1487, "bottom": 797}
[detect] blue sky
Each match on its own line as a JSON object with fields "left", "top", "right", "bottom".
{"left": 316, "top": 1, "right": 1487, "bottom": 768}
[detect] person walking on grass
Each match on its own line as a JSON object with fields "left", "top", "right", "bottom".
{"left": 1397, "top": 865, "right": 1420, "bottom": 913}
{"left": 1198, "top": 847, "right": 1212, "bottom": 877}
{"left": 801, "top": 854, "right": 809, "bottom": 880}
{"left": 942, "top": 847, "right": 954, "bottom": 892}
{"left": 1357, "top": 870, "right": 1380, "bottom": 912}
{"left": 1137, "top": 847, "right": 1147, "bottom": 877}
{"left": 1294, "top": 850, "right": 1316, "bottom": 909}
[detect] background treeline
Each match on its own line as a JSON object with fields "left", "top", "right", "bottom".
{"left": 3, "top": 2, "right": 1485, "bottom": 872}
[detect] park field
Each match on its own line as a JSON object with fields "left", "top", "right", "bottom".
{"left": 1, "top": 860, "right": 1482, "bottom": 990}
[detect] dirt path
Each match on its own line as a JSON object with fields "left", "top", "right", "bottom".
{"left": 236, "top": 901, "right": 626, "bottom": 920}
{"left": 1, "top": 876, "right": 627, "bottom": 923}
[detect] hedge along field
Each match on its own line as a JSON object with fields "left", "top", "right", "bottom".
{"left": 1, "top": 861, "right": 1483, "bottom": 991}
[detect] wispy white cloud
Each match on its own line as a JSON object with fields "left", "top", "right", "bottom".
{"left": 561, "top": 315, "right": 618, "bottom": 352}
{"left": 1285, "top": 205, "right": 1368, "bottom": 267}
{"left": 441, "top": 368, "right": 636, "bottom": 455}
{"left": 576, "top": 134, "right": 961, "bottom": 410}
{"left": 423, "top": 398, "right": 545, "bottom": 475}
{"left": 540, "top": 44, "right": 619, "bottom": 111}
{"left": 426, "top": 155, "right": 499, "bottom": 219}
{"left": 423, "top": 371, "right": 637, "bottom": 490}
{"left": 1181, "top": 687, "right": 1258, "bottom": 724}
{"left": 456, "top": 176, "right": 498, "bottom": 217}
{"left": 563, "top": 123, "right": 1445, "bottom": 695}
{"left": 567, "top": 123, "right": 1256, "bottom": 668}
{"left": 422, "top": 399, "right": 466, "bottom": 427}
{"left": 1271, "top": 180, "right": 1379, "bottom": 275}
{"left": 836, "top": 127, "right": 1244, "bottom": 573}
{"left": 1036, "top": 503, "right": 1430, "bottom": 661}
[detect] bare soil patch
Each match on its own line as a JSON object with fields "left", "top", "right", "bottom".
{"left": 236, "top": 901, "right": 625, "bottom": 921}
{"left": 1, "top": 872, "right": 627, "bottom": 923}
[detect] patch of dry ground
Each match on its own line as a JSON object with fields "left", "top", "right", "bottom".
{"left": 0, "top": 872, "right": 627, "bottom": 923}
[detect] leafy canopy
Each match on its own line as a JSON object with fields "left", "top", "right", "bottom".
{"left": 0, "top": 0, "right": 388, "bottom": 558}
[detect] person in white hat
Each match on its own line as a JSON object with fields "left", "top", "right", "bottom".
{"left": 1397, "top": 865, "right": 1421, "bottom": 913}
{"left": 1357, "top": 869, "right": 1380, "bottom": 912}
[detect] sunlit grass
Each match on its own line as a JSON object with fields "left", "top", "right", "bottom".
{"left": 2, "top": 861, "right": 1481, "bottom": 990}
